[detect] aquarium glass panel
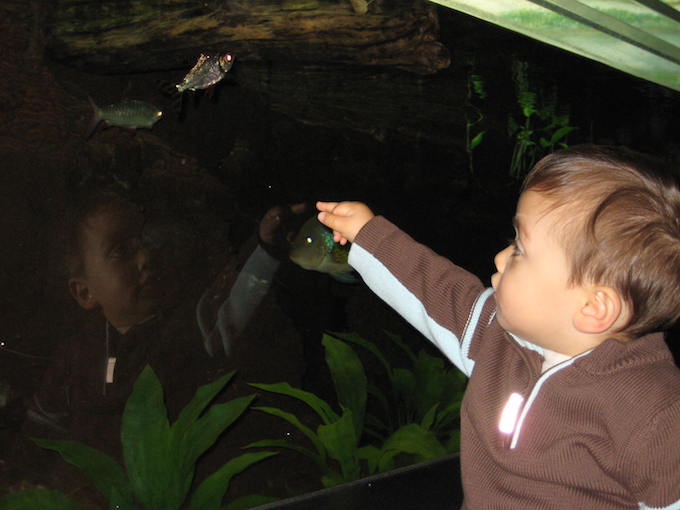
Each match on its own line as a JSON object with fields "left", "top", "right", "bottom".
{"left": 429, "top": 0, "right": 680, "bottom": 91}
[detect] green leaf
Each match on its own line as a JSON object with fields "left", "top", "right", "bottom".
{"left": 251, "top": 406, "right": 325, "bottom": 457}
{"left": 420, "top": 403, "right": 438, "bottom": 430}
{"left": 330, "top": 331, "right": 396, "bottom": 376}
{"left": 32, "top": 438, "right": 133, "bottom": 505}
{"left": 121, "top": 366, "right": 179, "bottom": 510}
{"left": 317, "top": 408, "right": 359, "bottom": 483}
{"left": 549, "top": 125, "right": 577, "bottom": 144}
{"left": 469, "top": 131, "right": 485, "bottom": 150}
{"left": 382, "top": 423, "right": 448, "bottom": 462}
{"left": 188, "top": 452, "right": 277, "bottom": 510}
{"left": 244, "top": 439, "right": 326, "bottom": 472}
{"left": 0, "top": 488, "right": 83, "bottom": 510}
{"left": 356, "top": 444, "right": 384, "bottom": 474}
{"left": 173, "top": 371, "right": 235, "bottom": 437}
{"left": 323, "top": 334, "right": 367, "bottom": 439}
{"left": 249, "top": 382, "right": 338, "bottom": 424}
{"left": 383, "top": 331, "right": 416, "bottom": 364}
{"left": 181, "top": 395, "right": 255, "bottom": 468}
{"left": 108, "top": 486, "right": 139, "bottom": 510}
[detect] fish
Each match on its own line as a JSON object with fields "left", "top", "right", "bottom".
{"left": 175, "top": 53, "right": 235, "bottom": 94}
{"left": 88, "top": 98, "right": 163, "bottom": 136}
{"left": 289, "top": 216, "right": 358, "bottom": 283}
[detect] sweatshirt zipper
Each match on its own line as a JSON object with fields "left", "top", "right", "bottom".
{"left": 500, "top": 349, "right": 592, "bottom": 449}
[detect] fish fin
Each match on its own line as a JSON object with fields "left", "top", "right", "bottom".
{"left": 85, "top": 96, "right": 102, "bottom": 139}
{"left": 330, "top": 271, "right": 360, "bottom": 284}
{"left": 204, "top": 84, "right": 217, "bottom": 100}
{"left": 170, "top": 92, "right": 186, "bottom": 117}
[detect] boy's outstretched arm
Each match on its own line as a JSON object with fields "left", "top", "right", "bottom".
{"left": 316, "top": 201, "right": 374, "bottom": 245}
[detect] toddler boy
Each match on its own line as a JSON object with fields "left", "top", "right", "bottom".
{"left": 317, "top": 145, "right": 680, "bottom": 509}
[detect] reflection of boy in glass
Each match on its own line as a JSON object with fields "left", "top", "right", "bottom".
{"left": 67, "top": 193, "right": 171, "bottom": 333}
{"left": 21, "top": 189, "right": 306, "bottom": 500}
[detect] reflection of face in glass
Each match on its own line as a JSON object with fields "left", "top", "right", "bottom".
{"left": 69, "top": 203, "right": 167, "bottom": 331}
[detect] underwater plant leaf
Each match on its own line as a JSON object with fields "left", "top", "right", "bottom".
{"left": 224, "top": 494, "right": 280, "bottom": 510}
{"left": 392, "top": 368, "right": 416, "bottom": 410}
{"left": 356, "top": 444, "right": 385, "bottom": 475}
{"left": 121, "top": 366, "right": 180, "bottom": 510}
{"left": 330, "top": 331, "right": 396, "bottom": 376}
{"left": 323, "top": 334, "right": 367, "bottom": 439}
{"left": 108, "top": 486, "right": 140, "bottom": 510}
{"left": 366, "top": 383, "right": 390, "bottom": 428}
{"left": 32, "top": 438, "right": 134, "bottom": 505}
{"left": 188, "top": 451, "right": 277, "bottom": 510}
{"left": 469, "top": 131, "right": 485, "bottom": 150}
{"left": 251, "top": 406, "right": 325, "bottom": 457}
{"left": 182, "top": 395, "right": 256, "bottom": 468}
{"left": 249, "top": 382, "right": 338, "bottom": 424}
{"left": 173, "top": 370, "right": 236, "bottom": 436}
{"left": 446, "top": 429, "right": 461, "bottom": 453}
{"left": 383, "top": 331, "right": 417, "bottom": 364}
{"left": 317, "top": 408, "right": 360, "bottom": 484}
{"left": 382, "top": 423, "right": 449, "bottom": 461}
{"left": 549, "top": 125, "right": 577, "bottom": 145}
{"left": 420, "top": 403, "right": 439, "bottom": 430}
{"left": 377, "top": 449, "right": 400, "bottom": 473}
{"left": 245, "top": 439, "right": 326, "bottom": 471}
{"left": 0, "top": 488, "right": 83, "bottom": 510}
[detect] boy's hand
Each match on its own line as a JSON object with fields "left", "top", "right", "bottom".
{"left": 316, "top": 201, "right": 374, "bottom": 245}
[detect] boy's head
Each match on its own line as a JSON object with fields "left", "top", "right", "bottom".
{"left": 493, "top": 145, "right": 679, "bottom": 349}
{"left": 64, "top": 191, "right": 168, "bottom": 331}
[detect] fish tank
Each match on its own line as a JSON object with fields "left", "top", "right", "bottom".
{"left": 429, "top": 0, "right": 680, "bottom": 92}
{"left": 0, "top": 0, "right": 679, "bottom": 508}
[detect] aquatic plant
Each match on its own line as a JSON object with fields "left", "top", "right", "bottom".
{"left": 344, "top": 331, "right": 465, "bottom": 451}
{"left": 247, "top": 332, "right": 462, "bottom": 488}
{"left": 0, "top": 366, "right": 277, "bottom": 510}
{"left": 465, "top": 70, "right": 487, "bottom": 174}
{"left": 508, "top": 60, "right": 578, "bottom": 179}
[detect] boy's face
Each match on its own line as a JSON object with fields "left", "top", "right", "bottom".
{"left": 491, "top": 191, "right": 596, "bottom": 356}
{"left": 71, "top": 204, "right": 166, "bottom": 330}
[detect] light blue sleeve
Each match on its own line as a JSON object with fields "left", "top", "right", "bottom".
{"left": 196, "top": 244, "right": 279, "bottom": 357}
{"left": 349, "top": 243, "right": 494, "bottom": 377}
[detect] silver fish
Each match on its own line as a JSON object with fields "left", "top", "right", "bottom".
{"left": 176, "top": 53, "right": 234, "bottom": 94}
{"left": 89, "top": 98, "right": 163, "bottom": 135}
{"left": 289, "top": 216, "right": 358, "bottom": 283}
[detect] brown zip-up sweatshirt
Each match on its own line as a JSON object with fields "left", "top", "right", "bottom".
{"left": 350, "top": 216, "right": 680, "bottom": 510}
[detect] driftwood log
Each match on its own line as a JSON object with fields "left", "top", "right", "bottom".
{"left": 47, "top": 0, "right": 450, "bottom": 75}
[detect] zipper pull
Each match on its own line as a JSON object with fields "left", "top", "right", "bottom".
{"left": 499, "top": 392, "right": 525, "bottom": 449}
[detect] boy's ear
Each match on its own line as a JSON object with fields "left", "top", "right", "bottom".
{"left": 573, "top": 286, "right": 625, "bottom": 334}
{"left": 68, "top": 277, "right": 98, "bottom": 310}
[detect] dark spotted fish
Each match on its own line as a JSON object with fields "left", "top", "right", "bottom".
{"left": 289, "top": 216, "right": 358, "bottom": 283}
{"left": 176, "top": 53, "right": 235, "bottom": 93}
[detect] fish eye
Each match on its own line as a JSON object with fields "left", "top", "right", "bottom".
{"left": 225, "top": 53, "right": 233, "bottom": 62}
{"left": 305, "top": 236, "right": 313, "bottom": 244}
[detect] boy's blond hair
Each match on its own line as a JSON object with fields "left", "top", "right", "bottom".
{"left": 523, "top": 145, "right": 680, "bottom": 338}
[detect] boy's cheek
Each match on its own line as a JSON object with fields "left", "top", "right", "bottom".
{"left": 491, "top": 272, "right": 500, "bottom": 290}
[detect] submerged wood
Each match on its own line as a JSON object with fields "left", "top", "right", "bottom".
{"left": 47, "top": 0, "right": 450, "bottom": 75}
{"left": 235, "top": 62, "right": 467, "bottom": 147}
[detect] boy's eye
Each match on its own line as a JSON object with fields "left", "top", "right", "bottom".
{"left": 109, "top": 237, "right": 142, "bottom": 259}
{"left": 508, "top": 239, "right": 522, "bottom": 256}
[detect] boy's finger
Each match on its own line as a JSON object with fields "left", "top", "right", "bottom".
{"left": 316, "top": 201, "right": 338, "bottom": 213}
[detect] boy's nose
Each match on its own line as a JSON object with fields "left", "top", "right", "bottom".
{"left": 136, "top": 245, "right": 151, "bottom": 272}
{"left": 494, "top": 245, "right": 512, "bottom": 273}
